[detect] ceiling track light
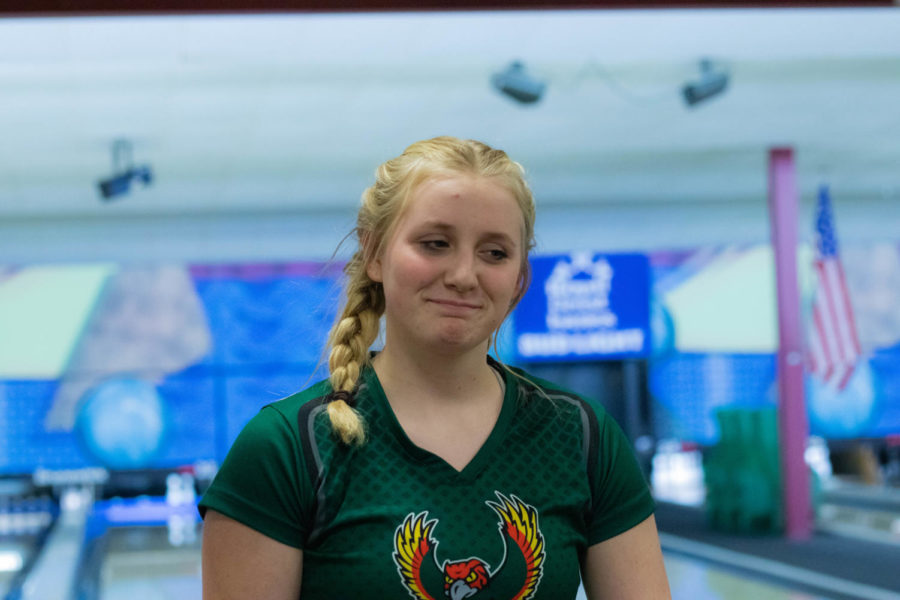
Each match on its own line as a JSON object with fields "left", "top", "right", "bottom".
{"left": 682, "top": 58, "right": 730, "bottom": 108}
{"left": 491, "top": 61, "right": 546, "bottom": 105}
{"left": 97, "top": 138, "right": 154, "bottom": 201}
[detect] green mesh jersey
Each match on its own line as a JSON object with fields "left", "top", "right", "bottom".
{"left": 199, "top": 360, "right": 654, "bottom": 600}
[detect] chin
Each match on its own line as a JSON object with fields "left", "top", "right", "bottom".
{"left": 409, "top": 318, "right": 500, "bottom": 356}
{"left": 441, "top": 336, "right": 495, "bottom": 357}
{"left": 426, "top": 327, "right": 484, "bottom": 353}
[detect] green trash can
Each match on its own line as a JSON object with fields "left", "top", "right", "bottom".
{"left": 704, "top": 407, "right": 783, "bottom": 534}
{"left": 704, "top": 406, "right": 822, "bottom": 534}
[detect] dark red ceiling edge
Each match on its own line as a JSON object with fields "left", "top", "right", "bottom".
{"left": 0, "top": 0, "right": 895, "bottom": 17}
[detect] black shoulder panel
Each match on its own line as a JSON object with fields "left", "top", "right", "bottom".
{"left": 296, "top": 395, "right": 329, "bottom": 488}
{"left": 296, "top": 395, "right": 330, "bottom": 545}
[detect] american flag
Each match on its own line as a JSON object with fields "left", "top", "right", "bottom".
{"left": 807, "top": 185, "right": 861, "bottom": 390}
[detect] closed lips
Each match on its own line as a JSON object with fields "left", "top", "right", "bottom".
{"left": 429, "top": 299, "right": 480, "bottom": 308}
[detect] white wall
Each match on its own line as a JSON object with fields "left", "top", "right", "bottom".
{"left": 3, "top": 195, "right": 896, "bottom": 265}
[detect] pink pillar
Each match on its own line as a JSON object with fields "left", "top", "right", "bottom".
{"left": 767, "top": 147, "right": 812, "bottom": 540}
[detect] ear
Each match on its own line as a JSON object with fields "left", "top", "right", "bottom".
{"left": 361, "top": 231, "right": 383, "bottom": 282}
{"left": 366, "top": 256, "right": 383, "bottom": 283}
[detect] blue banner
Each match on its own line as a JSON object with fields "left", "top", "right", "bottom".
{"left": 514, "top": 252, "right": 650, "bottom": 361}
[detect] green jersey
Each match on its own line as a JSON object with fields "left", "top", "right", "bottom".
{"left": 199, "top": 359, "right": 654, "bottom": 599}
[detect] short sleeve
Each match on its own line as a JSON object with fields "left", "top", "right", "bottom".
{"left": 586, "top": 405, "right": 655, "bottom": 545}
{"left": 198, "top": 405, "right": 313, "bottom": 549}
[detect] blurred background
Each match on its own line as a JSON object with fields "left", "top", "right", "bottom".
{"left": 1, "top": 2, "right": 899, "bottom": 599}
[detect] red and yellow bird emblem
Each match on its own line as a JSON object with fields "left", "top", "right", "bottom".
{"left": 393, "top": 492, "right": 545, "bottom": 600}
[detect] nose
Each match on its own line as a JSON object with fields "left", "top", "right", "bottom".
{"left": 444, "top": 251, "right": 478, "bottom": 292}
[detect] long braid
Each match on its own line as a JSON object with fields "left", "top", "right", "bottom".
{"left": 325, "top": 252, "right": 384, "bottom": 445}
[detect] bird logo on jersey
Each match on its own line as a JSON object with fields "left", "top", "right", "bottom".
{"left": 392, "top": 492, "right": 545, "bottom": 600}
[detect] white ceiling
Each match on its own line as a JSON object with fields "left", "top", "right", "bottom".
{"left": 1, "top": 8, "right": 899, "bottom": 259}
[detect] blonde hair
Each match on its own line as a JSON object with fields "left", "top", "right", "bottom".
{"left": 325, "top": 136, "right": 536, "bottom": 444}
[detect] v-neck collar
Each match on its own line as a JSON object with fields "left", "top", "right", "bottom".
{"left": 361, "top": 357, "right": 517, "bottom": 482}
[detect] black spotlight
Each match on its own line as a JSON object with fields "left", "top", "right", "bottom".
{"left": 97, "top": 139, "right": 154, "bottom": 201}
{"left": 682, "top": 59, "right": 729, "bottom": 107}
{"left": 491, "top": 61, "right": 546, "bottom": 105}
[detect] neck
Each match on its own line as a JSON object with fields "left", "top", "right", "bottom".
{"left": 372, "top": 342, "right": 497, "bottom": 406}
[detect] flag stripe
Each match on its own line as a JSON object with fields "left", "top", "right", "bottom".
{"left": 811, "top": 302, "right": 832, "bottom": 380}
{"left": 823, "top": 260, "right": 857, "bottom": 363}
{"left": 835, "top": 262, "right": 863, "bottom": 356}
{"left": 819, "top": 262, "right": 849, "bottom": 364}
{"left": 812, "top": 275, "right": 839, "bottom": 380}
{"left": 836, "top": 365, "right": 854, "bottom": 391}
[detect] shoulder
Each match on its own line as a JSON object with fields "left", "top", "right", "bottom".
{"left": 219, "top": 379, "right": 334, "bottom": 465}
{"left": 228, "top": 378, "right": 335, "bottom": 464}
{"left": 198, "top": 380, "right": 334, "bottom": 547}
{"left": 264, "top": 378, "right": 334, "bottom": 428}
{"left": 504, "top": 362, "right": 609, "bottom": 425}
{"left": 502, "top": 363, "right": 637, "bottom": 486}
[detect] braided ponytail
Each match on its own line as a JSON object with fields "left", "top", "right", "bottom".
{"left": 325, "top": 250, "right": 384, "bottom": 445}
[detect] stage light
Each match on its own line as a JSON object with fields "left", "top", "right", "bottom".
{"left": 491, "top": 61, "right": 546, "bottom": 105}
{"left": 97, "top": 139, "right": 153, "bottom": 201}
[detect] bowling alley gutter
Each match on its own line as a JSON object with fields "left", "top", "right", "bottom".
{"left": 17, "top": 488, "right": 92, "bottom": 600}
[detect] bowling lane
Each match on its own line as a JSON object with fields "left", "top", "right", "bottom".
{"left": 72, "top": 494, "right": 201, "bottom": 600}
{"left": 572, "top": 552, "right": 834, "bottom": 600}
{"left": 98, "top": 525, "right": 201, "bottom": 600}
{"left": 0, "top": 489, "right": 57, "bottom": 598}
{"left": 663, "top": 554, "right": 832, "bottom": 600}
{"left": 0, "top": 536, "right": 33, "bottom": 597}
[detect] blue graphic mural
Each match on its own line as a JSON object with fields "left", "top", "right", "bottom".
{"left": 647, "top": 244, "right": 900, "bottom": 443}
{"left": 1, "top": 244, "right": 899, "bottom": 474}
{"left": 0, "top": 262, "right": 341, "bottom": 474}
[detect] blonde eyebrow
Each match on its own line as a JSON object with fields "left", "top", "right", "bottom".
{"left": 481, "top": 232, "right": 519, "bottom": 249}
{"left": 418, "top": 220, "right": 453, "bottom": 231}
{"left": 417, "top": 221, "right": 518, "bottom": 246}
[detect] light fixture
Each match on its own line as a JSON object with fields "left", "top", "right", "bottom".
{"left": 491, "top": 61, "right": 546, "bottom": 105}
{"left": 682, "top": 59, "right": 729, "bottom": 107}
{"left": 97, "top": 139, "right": 153, "bottom": 201}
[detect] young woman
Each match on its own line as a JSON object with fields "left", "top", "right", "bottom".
{"left": 199, "top": 137, "right": 671, "bottom": 599}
